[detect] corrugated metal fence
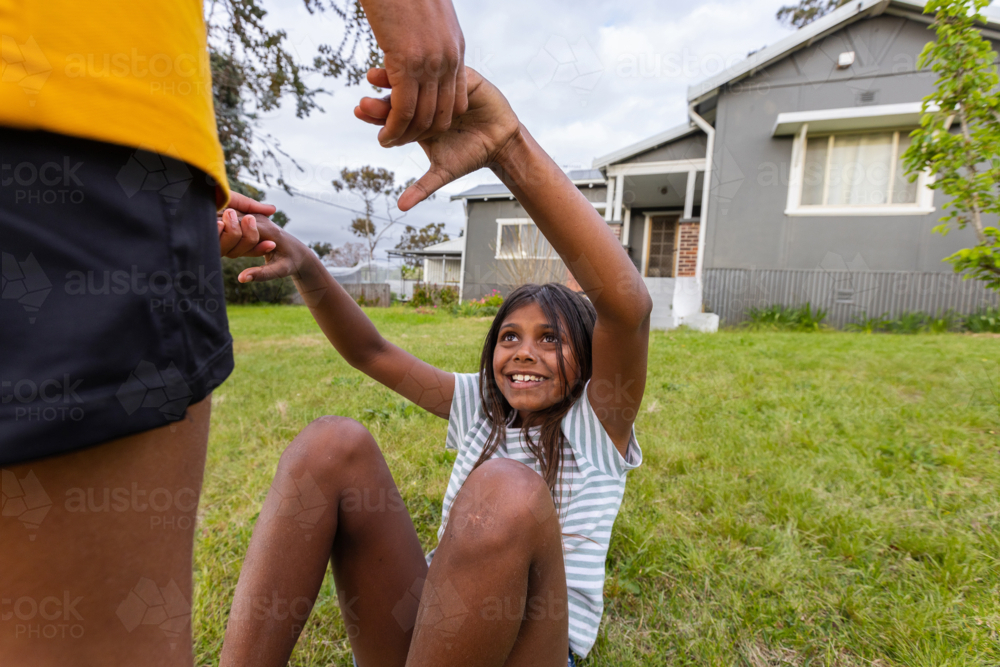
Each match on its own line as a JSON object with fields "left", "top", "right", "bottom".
{"left": 704, "top": 268, "right": 999, "bottom": 328}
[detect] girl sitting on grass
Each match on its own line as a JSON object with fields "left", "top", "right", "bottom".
{"left": 217, "top": 67, "right": 653, "bottom": 667}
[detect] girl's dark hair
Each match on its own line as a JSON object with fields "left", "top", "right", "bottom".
{"left": 475, "top": 283, "right": 597, "bottom": 494}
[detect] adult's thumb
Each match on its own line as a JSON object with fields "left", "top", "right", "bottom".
{"left": 397, "top": 167, "right": 450, "bottom": 212}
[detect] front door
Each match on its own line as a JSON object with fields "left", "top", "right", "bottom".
{"left": 645, "top": 215, "right": 678, "bottom": 278}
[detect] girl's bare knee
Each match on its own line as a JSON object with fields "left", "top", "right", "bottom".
{"left": 278, "top": 416, "right": 376, "bottom": 483}
{"left": 448, "top": 459, "right": 556, "bottom": 554}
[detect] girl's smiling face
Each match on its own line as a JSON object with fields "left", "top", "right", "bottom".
{"left": 492, "top": 301, "right": 579, "bottom": 423}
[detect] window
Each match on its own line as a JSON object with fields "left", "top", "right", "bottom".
{"left": 424, "top": 258, "right": 461, "bottom": 284}
{"left": 787, "top": 126, "right": 934, "bottom": 216}
{"left": 495, "top": 219, "right": 556, "bottom": 259}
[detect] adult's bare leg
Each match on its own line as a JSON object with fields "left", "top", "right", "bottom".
{"left": 405, "top": 458, "right": 569, "bottom": 667}
{"left": 0, "top": 395, "right": 212, "bottom": 667}
{"left": 220, "top": 416, "right": 429, "bottom": 667}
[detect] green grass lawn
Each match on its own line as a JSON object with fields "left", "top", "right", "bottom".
{"left": 194, "top": 305, "right": 1000, "bottom": 666}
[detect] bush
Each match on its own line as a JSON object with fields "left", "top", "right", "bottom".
{"left": 964, "top": 306, "right": 1000, "bottom": 333}
{"left": 846, "top": 311, "right": 892, "bottom": 334}
{"left": 438, "top": 285, "right": 459, "bottom": 306}
{"left": 410, "top": 283, "right": 435, "bottom": 308}
{"left": 451, "top": 289, "right": 505, "bottom": 318}
{"left": 847, "top": 309, "right": 969, "bottom": 334}
{"left": 480, "top": 289, "right": 504, "bottom": 308}
{"left": 884, "top": 311, "right": 928, "bottom": 335}
{"left": 744, "top": 303, "right": 827, "bottom": 332}
{"left": 924, "top": 310, "right": 962, "bottom": 334}
{"left": 222, "top": 257, "right": 296, "bottom": 305}
{"left": 411, "top": 283, "right": 461, "bottom": 308}
{"left": 451, "top": 301, "right": 500, "bottom": 318}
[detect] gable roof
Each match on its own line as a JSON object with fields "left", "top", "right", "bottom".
{"left": 592, "top": 122, "right": 702, "bottom": 170}
{"left": 449, "top": 169, "right": 605, "bottom": 200}
{"left": 403, "top": 237, "right": 464, "bottom": 255}
{"left": 687, "top": 0, "right": 1000, "bottom": 104}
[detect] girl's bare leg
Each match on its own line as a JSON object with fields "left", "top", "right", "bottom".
{"left": 220, "top": 416, "right": 428, "bottom": 667}
{"left": 221, "top": 420, "right": 568, "bottom": 667}
{"left": 406, "top": 458, "right": 569, "bottom": 667}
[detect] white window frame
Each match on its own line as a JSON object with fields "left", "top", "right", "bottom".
{"left": 494, "top": 218, "right": 557, "bottom": 260}
{"left": 785, "top": 123, "right": 935, "bottom": 217}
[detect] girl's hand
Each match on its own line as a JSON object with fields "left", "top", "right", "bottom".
{"left": 217, "top": 209, "right": 314, "bottom": 284}
{"left": 355, "top": 67, "right": 521, "bottom": 211}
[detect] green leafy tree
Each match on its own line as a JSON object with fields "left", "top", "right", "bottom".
{"left": 903, "top": 0, "right": 1000, "bottom": 291}
{"left": 332, "top": 166, "right": 415, "bottom": 262}
{"left": 775, "top": 0, "right": 850, "bottom": 29}
{"left": 308, "top": 241, "right": 334, "bottom": 259}
{"left": 271, "top": 211, "right": 290, "bottom": 228}
{"left": 395, "top": 222, "right": 450, "bottom": 269}
{"left": 207, "top": 0, "right": 379, "bottom": 215}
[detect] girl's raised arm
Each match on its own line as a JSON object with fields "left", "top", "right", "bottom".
{"left": 226, "top": 212, "right": 456, "bottom": 418}
{"left": 368, "top": 67, "right": 652, "bottom": 455}
{"left": 489, "top": 131, "right": 653, "bottom": 455}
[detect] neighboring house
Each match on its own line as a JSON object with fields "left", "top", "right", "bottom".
{"left": 451, "top": 0, "right": 1000, "bottom": 328}
{"left": 450, "top": 169, "right": 608, "bottom": 300}
{"left": 402, "top": 237, "right": 463, "bottom": 286}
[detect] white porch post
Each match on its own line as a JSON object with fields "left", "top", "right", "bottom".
{"left": 621, "top": 206, "right": 631, "bottom": 247}
{"left": 683, "top": 168, "right": 697, "bottom": 220}
{"left": 603, "top": 176, "right": 615, "bottom": 222}
{"left": 612, "top": 174, "right": 625, "bottom": 222}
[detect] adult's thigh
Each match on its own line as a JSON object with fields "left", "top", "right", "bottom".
{"left": 1, "top": 396, "right": 212, "bottom": 667}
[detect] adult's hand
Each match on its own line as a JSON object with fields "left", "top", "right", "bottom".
{"left": 360, "top": 0, "right": 466, "bottom": 148}
{"left": 355, "top": 67, "right": 519, "bottom": 211}
{"left": 218, "top": 209, "right": 276, "bottom": 258}
{"left": 226, "top": 192, "right": 276, "bottom": 217}
{"left": 217, "top": 195, "right": 277, "bottom": 258}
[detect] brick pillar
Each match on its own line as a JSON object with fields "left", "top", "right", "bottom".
{"left": 565, "top": 268, "right": 583, "bottom": 293}
{"left": 676, "top": 221, "right": 699, "bottom": 277}
{"left": 609, "top": 223, "right": 622, "bottom": 240}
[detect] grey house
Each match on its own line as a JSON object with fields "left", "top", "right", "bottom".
{"left": 450, "top": 169, "right": 608, "bottom": 300}
{"left": 452, "top": 0, "right": 999, "bottom": 328}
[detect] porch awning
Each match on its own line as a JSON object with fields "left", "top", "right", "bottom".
{"left": 771, "top": 102, "right": 932, "bottom": 136}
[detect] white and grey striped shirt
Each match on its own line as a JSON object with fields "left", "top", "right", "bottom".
{"left": 432, "top": 373, "right": 642, "bottom": 658}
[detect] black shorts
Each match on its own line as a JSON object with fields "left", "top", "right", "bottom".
{"left": 1, "top": 128, "right": 233, "bottom": 465}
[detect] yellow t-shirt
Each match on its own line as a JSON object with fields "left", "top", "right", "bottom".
{"left": 0, "top": 1, "right": 230, "bottom": 207}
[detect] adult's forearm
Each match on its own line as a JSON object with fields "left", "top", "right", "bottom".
{"left": 293, "top": 255, "right": 388, "bottom": 369}
{"left": 491, "top": 126, "right": 652, "bottom": 327}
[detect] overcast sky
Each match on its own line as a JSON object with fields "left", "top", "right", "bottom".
{"left": 250, "top": 0, "right": 796, "bottom": 253}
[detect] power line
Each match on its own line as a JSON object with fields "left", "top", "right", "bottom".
{"left": 287, "top": 187, "right": 404, "bottom": 224}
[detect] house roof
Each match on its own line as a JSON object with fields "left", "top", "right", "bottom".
{"left": 592, "top": 122, "right": 701, "bottom": 170}
{"left": 687, "top": 0, "right": 1000, "bottom": 104}
{"left": 399, "top": 237, "right": 464, "bottom": 256}
{"left": 449, "top": 169, "right": 605, "bottom": 201}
